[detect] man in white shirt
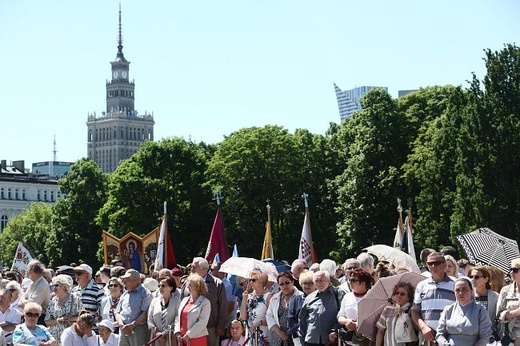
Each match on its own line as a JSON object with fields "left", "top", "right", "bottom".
{"left": 0, "top": 288, "right": 22, "bottom": 344}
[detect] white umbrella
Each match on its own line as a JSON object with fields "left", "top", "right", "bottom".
{"left": 364, "top": 244, "right": 421, "bottom": 273}
{"left": 220, "top": 256, "right": 279, "bottom": 282}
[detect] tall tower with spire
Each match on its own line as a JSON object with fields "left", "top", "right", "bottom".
{"left": 86, "top": 5, "right": 155, "bottom": 173}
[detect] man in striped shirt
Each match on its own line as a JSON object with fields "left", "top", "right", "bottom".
{"left": 411, "top": 251, "right": 455, "bottom": 346}
{"left": 72, "top": 264, "right": 104, "bottom": 330}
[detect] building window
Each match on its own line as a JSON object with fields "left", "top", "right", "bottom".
{"left": 15, "top": 188, "right": 19, "bottom": 200}
{"left": 37, "top": 190, "right": 41, "bottom": 201}
{"left": 0, "top": 188, "right": 4, "bottom": 199}
{"left": 44, "top": 190, "right": 48, "bottom": 201}
{"left": 8, "top": 188, "right": 11, "bottom": 199}
{"left": 51, "top": 191, "right": 55, "bottom": 202}
{"left": 0, "top": 215, "right": 8, "bottom": 233}
{"left": 22, "top": 189, "right": 26, "bottom": 200}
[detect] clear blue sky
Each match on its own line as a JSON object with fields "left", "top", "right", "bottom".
{"left": 1, "top": 1, "right": 518, "bottom": 167}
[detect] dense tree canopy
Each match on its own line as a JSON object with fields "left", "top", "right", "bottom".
{"left": 3, "top": 44, "right": 519, "bottom": 268}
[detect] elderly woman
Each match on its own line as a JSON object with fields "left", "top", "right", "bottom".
{"left": 45, "top": 274, "right": 83, "bottom": 342}
{"left": 221, "top": 320, "right": 246, "bottom": 346}
{"left": 239, "top": 271, "right": 271, "bottom": 346}
{"left": 337, "top": 268, "right": 372, "bottom": 346}
{"left": 100, "top": 277, "right": 124, "bottom": 331}
{"left": 444, "top": 255, "right": 459, "bottom": 278}
{"left": 497, "top": 259, "right": 520, "bottom": 345}
{"left": 12, "top": 302, "right": 56, "bottom": 346}
{"left": 436, "top": 277, "right": 491, "bottom": 346}
{"left": 148, "top": 277, "right": 181, "bottom": 346}
{"left": 60, "top": 310, "right": 97, "bottom": 346}
{"left": 175, "top": 274, "right": 211, "bottom": 346}
{"left": 287, "top": 272, "right": 315, "bottom": 346}
{"left": 267, "top": 271, "right": 303, "bottom": 346}
{"left": 97, "top": 319, "right": 120, "bottom": 346}
{"left": 470, "top": 266, "right": 499, "bottom": 323}
{"left": 375, "top": 282, "right": 416, "bottom": 346}
{"left": 5, "top": 280, "right": 23, "bottom": 310}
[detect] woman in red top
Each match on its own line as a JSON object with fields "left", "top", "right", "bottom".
{"left": 175, "top": 274, "right": 211, "bottom": 346}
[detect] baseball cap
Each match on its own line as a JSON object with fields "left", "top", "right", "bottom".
{"left": 120, "top": 269, "right": 140, "bottom": 279}
{"left": 73, "top": 264, "right": 93, "bottom": 275}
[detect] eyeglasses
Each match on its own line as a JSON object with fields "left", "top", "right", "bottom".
{"left": 348, "top": 278, "right": 359, "bottom": 283}
{"left": 511, "top": 268, "right": 520, "bottom": 273}
{"left": 250, "top": 279, "right": 258, "bottom": 283}
{"left": 302, "top": 282, "right": 314, "bottom": 286}
{"left": 8, "top": 288, "right": 16, "bottom": 293}
{"left": 346, "top": 266, "right": 358, "bottom": 271}
{"left": 238, "top": 281, "right": 248, "bottom": 287}
{"left": 393, "top": 291, "right": 407, "bottom": 297}
{"left": 468, "top": 275, "right": 483, "bottom": 279}
{"left": 278, "top": 281, "right": 292, "bottom": 286}
{"left": 25, "top": 312, "right": 40, "bottom": 318}
{"left": 427, "top": 260, "right": 445, "bottom": 266}
{"left": 158, "top": 284, "right": 169, "bottom": 288}
{"left": 108, "top": 284, "right": 119, "bottom": 288}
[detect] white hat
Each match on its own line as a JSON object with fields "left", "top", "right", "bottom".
{"left": 73, "top": 264, "right": 93, "bottom": 275}
{"left": 143, "top": 277, "right": 158, "bottom": 292}
{"left": 22, "top": 278, "right": 33, "bottom": 289}
{"left": 97, "top": 319, "right": 114, "bottom": 332}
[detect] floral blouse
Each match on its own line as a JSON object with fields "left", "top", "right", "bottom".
{"left": 45, "top": 293, "right": 83, "bottom": 341}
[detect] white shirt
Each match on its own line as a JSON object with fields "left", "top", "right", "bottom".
{"left": 98, "top": 333, "right": 120, "bottom": 346}
{"left": 60, "top": 326, "right": 98, "bottom": 346}
{"left": 0, "top": 305, "right": 22, "bottom": 343}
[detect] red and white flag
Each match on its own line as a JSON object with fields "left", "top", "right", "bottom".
{"left": 298, "top": 208, "right": 318, "bottom": 267}
{"left": 154, "top": 202, "right": 176, "bottom": 270}
{"left": 11, "top": 242, "right": 34, "bottom": 275}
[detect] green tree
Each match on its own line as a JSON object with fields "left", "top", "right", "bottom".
{"left": 97, "top": 138, "right": 215, "bottom": 264}
{"left": 334, "top": 88, "right": 409, "bottom": 258}
{"left": 50, "top": 158, "right": 108, "bottom": 267}
{"left": 0, "top": 203, "right": 54, "bottom": 266}
{"left": 206, "top": 125, "right": 339, "bottom": 261}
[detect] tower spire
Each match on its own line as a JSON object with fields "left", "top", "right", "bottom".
{"left": 117, "top": 3, "right": 125, "bottom": 59}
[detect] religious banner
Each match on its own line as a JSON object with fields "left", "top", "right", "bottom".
{"left": 102, "top": 229, "right": 158, "bottom": 274}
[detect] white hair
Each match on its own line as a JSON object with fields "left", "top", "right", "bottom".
{"left": 357, "top": 253, "right": 374, "bottom": 270}
{"left": 192, "top": 257, "right": 209, "bottom": 270}
{"left": 319, "top": 259, "right": 337, "bottom": 278}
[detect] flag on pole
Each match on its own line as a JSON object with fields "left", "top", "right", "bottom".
{"left": 11, "top": 242, "right": 34, "bottom": 275}
{"left": 298, "top": 193, "right": 318, "bottom": 266}
{"left": 232, "top": 244, "right": 239, "bottom": 257}
{"left": 403, "top": 216, "right": 417, "bottom": 261}
{"left": 154, "top": 202, "right": 176, "bottom": 271}
{"left": 393, "top": 221, "right": 403, "bottom": 249}
{"left": 205, "top": 206, "right": 229, "bottom": 263}
{"left": 261, "top": 221, "right": 274, "bottom": 260}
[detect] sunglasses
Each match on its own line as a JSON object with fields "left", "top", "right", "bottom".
{"left": 250, "top": 279, "right": 258, "bottom": 283}
{"left": 427, "top": 260, "right": 445, "bottom": 266}
{"left": 25, "top": 312, "right": 40, "bottom": 318}
{"left": 511, "top": 268, "right": 520, "bottom": 273}
{"left": 108, "top": 284, "right": 119, "bottom": 288}
{"left": 278, "top": 281, "right": 292, "bottom": 286}
{"left": 393, "top": 291, "right": 407, "bottom": 297}
{"left": 238, "top": 281, "right": 248, "bottom": 287}
{"left": 468, "top": 275, "right": 483, "bottom": 279}
{"left": 8, "top": 288, "right": 16, "bottom": 293}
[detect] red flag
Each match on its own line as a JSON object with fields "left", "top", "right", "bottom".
{"left": 205, "top": 206, "right": 229, "bottom": 263}
{"left": 165, "top": 225, "right": 176, "bottom": 267}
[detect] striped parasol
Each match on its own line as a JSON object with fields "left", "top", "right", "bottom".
{"left": 456, "top": 227, "right": 520, "bottom": 274}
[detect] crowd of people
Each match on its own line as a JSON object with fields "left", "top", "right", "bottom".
{"left": 0, "top": 246, "right": 518, "bottom": 346}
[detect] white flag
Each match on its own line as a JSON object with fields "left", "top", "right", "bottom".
{"left": 404, "top": 216, "right": 417, "bottom": 261}
{"left": 154, "top": 216, "right": 166, "bottom": 271}
{"left": 11, "top": 242, "right": 34, "bottom": 275}
{"left": 298, "top": 209, "right": 315, "bottom": 266}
